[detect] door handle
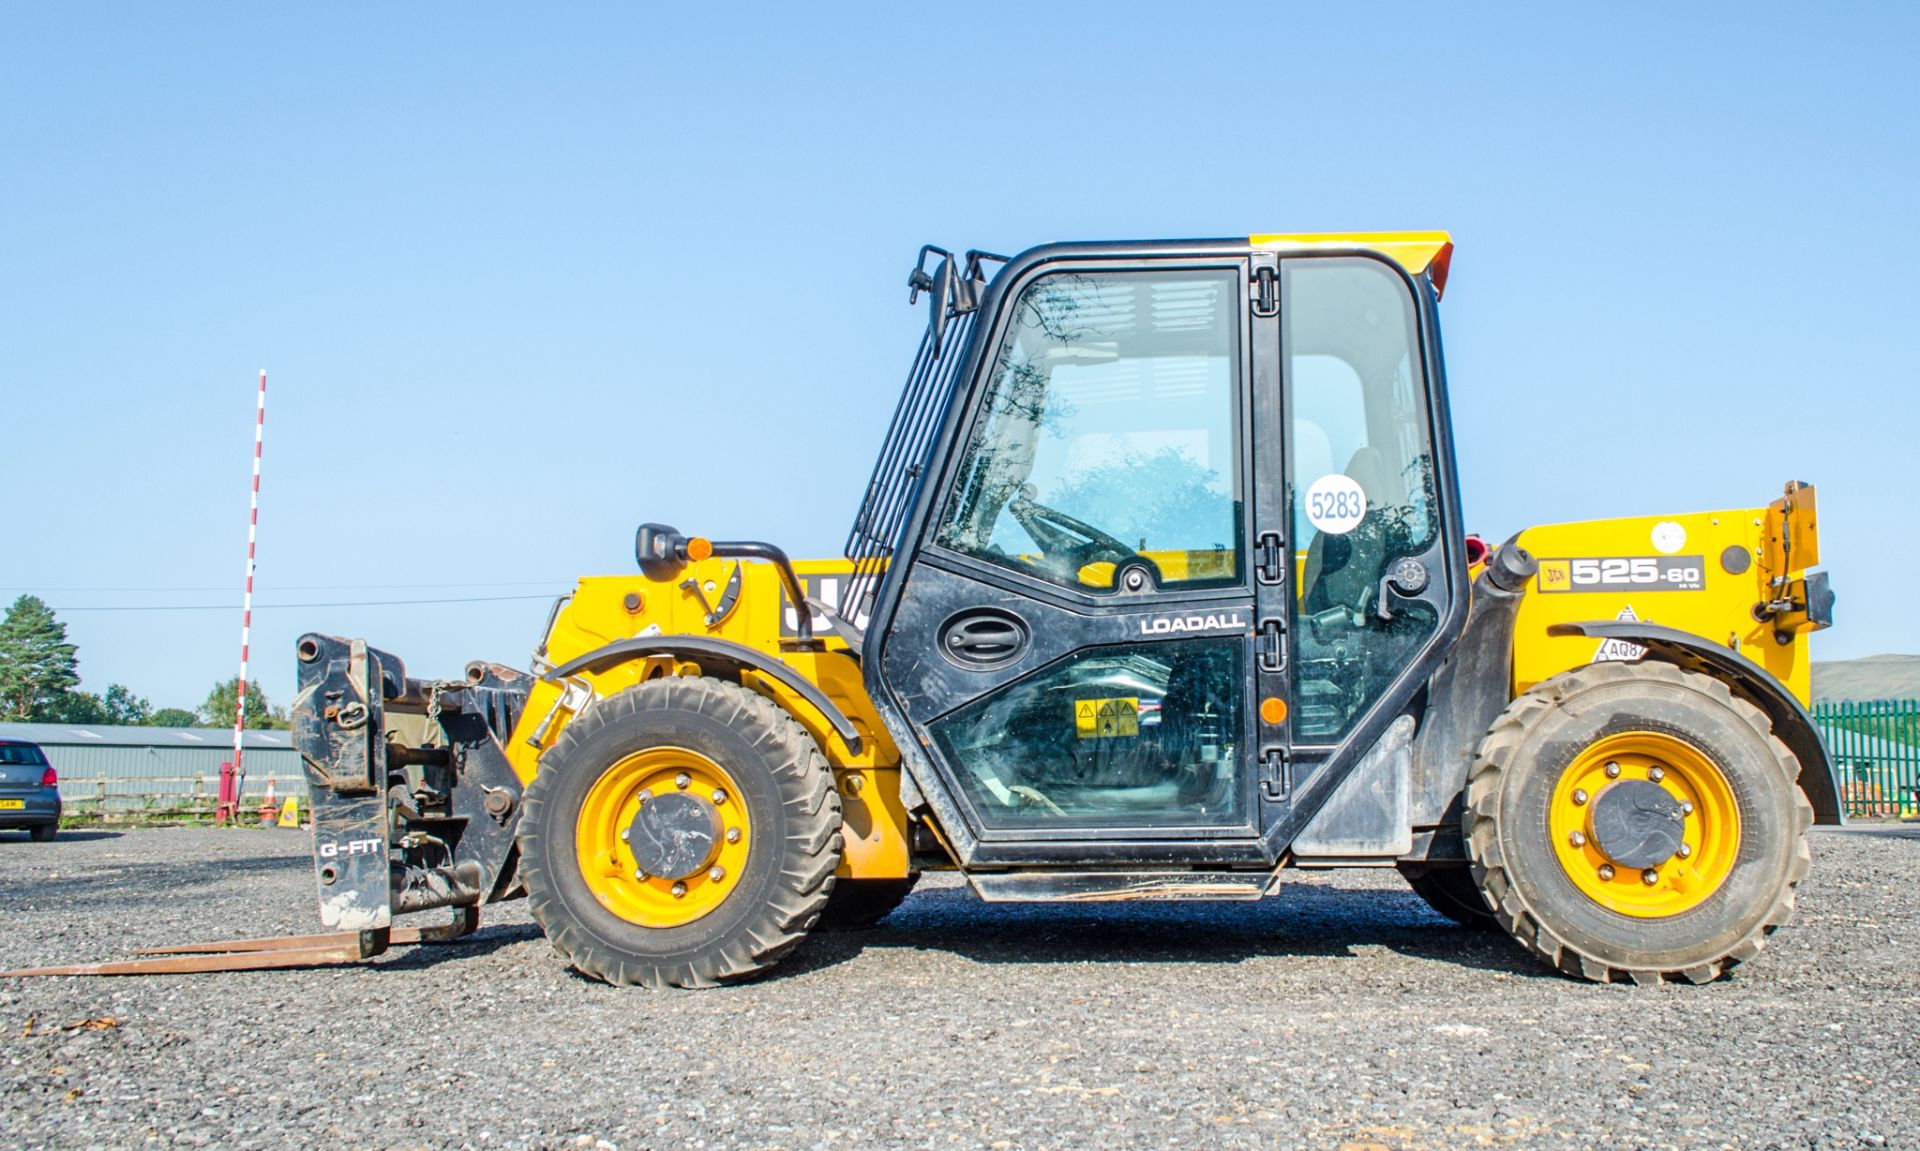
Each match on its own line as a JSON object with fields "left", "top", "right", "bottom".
{"left": 938, "top": 610, "right": 1032, "bottom": 669}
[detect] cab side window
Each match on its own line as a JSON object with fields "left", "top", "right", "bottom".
{"left": 937, "top": 269, "right": 1244, "bottom": 591}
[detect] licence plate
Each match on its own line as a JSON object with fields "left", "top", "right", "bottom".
{"left": 0, "top": 799, "right": 24, "bottom": 810}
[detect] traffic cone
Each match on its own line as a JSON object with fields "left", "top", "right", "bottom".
{"left": 276, "top": 795, "right": 300, "bottom": 829}
{"left": 258, "top": 779, "right": 278, "bottom": 828}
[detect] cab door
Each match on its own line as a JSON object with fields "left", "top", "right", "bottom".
{"left": 868, "top": 251, "right": 1270, "bottom": 865}
{"left": 1271, "top": 253, "right": 1465, "bottom": 846}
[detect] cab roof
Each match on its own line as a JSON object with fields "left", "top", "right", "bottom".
{"left": 1249, "top": 231, "right": 1454, "bottom": 297}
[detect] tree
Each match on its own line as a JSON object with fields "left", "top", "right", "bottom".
{"left": 0, "top": 595, "right": 80, "bottom": 721}
{"left": 198, "top": 676, "right": 289, "bottom": 730}
{"left": 101, "top": 683, "right": 153, "bottom": 725}
{"left": 149, "top": 707, "right": 200, "bottom": 728}
{"left": 48, "top": 690, "right": 107, "bottom": 724}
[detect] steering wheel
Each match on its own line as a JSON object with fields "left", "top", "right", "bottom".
{"left": 1008, "top": 494, "right": 1137, "bottom": 577}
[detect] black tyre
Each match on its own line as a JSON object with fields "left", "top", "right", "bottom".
{"left": 1398, "top": 862, "right": 1498, "bottom": 930}
{"left": 1464, "top": 661, "right": 1811, "bottom": 984}
{"left": 28, "top": 824, "right": 57, "bottom": 843}
{"left": 816, "top": 876, "right": 919, "bottom": 931}
{"left": 517, "top": 676, "right": 842, "bottom": 988}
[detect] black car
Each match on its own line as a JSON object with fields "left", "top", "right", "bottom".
{"left": 0, "top": 740, "right": 61, "bottom": 841}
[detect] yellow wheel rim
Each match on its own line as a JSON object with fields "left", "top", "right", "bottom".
{"left": 575, "top": 746, "right": 751, "bottom": 929}
{"left": 1548, "top": 731, "right": 1740, "bottom": 918}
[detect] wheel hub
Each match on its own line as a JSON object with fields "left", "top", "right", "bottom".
{"left": 1587, "top": 779, "right": 1686, "bottom": 869}
{"left": 626, "top": 791, "right": 722, "bottom": 881}
{"left": 1548, "top": 731, "right": 1742, "bottom": 918}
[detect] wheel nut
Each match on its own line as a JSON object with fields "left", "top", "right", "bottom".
{"left": 636, "top": 789, "right": 653, "bottom": 805}
{"left": 1572, "top": 789, "right": 1589, "bottom": 805}
{"left": 1597, "top": 864, "right": 1615, "bottom": 881}
{"left": 709, "top": 866, "right": 726, "bottom": 882}
{"left": 711, "top": 788, "right": 728, "bottom": 805}
{"left": 634, "top": 868, "right": 647, "bottom": 880}
{"left": 1648, "top": 766, "right": 1666, "bottom": 783}
{"left": 1681, "top": 801, "right": 1695, "bottom": 815}
{"left": 1677, "top": 844, "right": 1693, "bottom": 859}
{"left": 620, "top": 828, "right": 630, "bottom": 842}
{"left": 675, "top": 773, "right": 692, "bottom": 790}
{"left": 1568, "top": 831, "right": 1587, "bottom": 848}
{"left": 1642, "top": 869, "right": 1659, "bottom": 885}
{"left": 1605, "top": 761, "right": 1621, "bottom": 779}
{"left": 726, "top": 827, "right": 741, "bottom": 844}
{"left": 671, "top": 881, "right": 688, "bottom": 898}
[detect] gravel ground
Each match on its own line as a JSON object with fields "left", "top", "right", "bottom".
{"left": 0, "top": 825, "right": 1915, "bottom": 1151}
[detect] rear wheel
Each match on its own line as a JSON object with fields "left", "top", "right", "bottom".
{"left": 1464, "top": 662, "right": 1811, "bottom": 984}
{"left": 817, "top": 876, "right": 919, "bottom": 930}
{"left": 28, "top": 824, "right": 57, "bottom": 843}
{"left": 517, "top": 676, "right": 842, "bottom": 988}
{"left": 1398, "top": 862, "right": 1497, "bottom": 930}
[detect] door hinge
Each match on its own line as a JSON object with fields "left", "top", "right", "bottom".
{"left": 1257, "top": 617, "right": 1286, "bottom": 673}
{"left": 1260, "top": 746, "right": 1291, "bottom": 801}
{"left": 1250, "top": 265, "right": 1279, "bottom": 318}
{"left": 1255, "top": 532, "right": 1285, "bottom": 585}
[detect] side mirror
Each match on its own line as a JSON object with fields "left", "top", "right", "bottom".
{"left": 634, "top": 522, "right": 688, "bottom": 582}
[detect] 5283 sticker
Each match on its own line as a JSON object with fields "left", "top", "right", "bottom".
{"left": 1536, "top": 555, "right": 1705, "bottom": 593}
{"left": 1304, "top": 474, "right": 1368, "bottom": 535}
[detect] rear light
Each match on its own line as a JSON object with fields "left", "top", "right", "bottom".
{"left": 40, "top": 767, "right": 57, "bottom": 788}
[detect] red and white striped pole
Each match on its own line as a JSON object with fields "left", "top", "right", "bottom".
{"left": 231, "top": 370, "right": 267, "bottom": 817}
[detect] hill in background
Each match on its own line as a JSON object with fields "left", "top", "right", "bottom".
{"left": 1812, "top": 654, "right": 1920, "bottom": 704}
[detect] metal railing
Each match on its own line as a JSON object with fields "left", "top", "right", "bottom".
{"left": 1814, "top": 700, "right": 1920, "bottom": 818}
{"left": 842, "top": 247, "right": 995, "bottom": 623}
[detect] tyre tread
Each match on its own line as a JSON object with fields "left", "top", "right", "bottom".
{"left": 517, "top": 675, "right": 842, "bottom": 989}
{"left": 1462, "top": 661, "right": 1811, "bottom": 985}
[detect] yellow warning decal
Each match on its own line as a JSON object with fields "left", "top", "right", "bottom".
{"left": 1074, "top": 697, "right": 1139, "bottom": 739}
{"left": 277, "top": 796, "right": 300, "bottom": 828}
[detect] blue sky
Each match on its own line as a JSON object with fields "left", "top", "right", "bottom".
{"left": 2, "top": 3, "right": 1913, "bottom": 712}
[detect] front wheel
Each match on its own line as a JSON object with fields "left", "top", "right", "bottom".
{"left": 1464, "top": 661, "right": 1811, "bottom": 984}
{"left": 517, "top": 676, "right": 842, "bottom": 988}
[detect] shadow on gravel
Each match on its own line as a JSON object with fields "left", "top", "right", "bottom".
{"left": 372, "top": 923, "right": 546, "bottom": 972}
{"left": 775, "top": 883, "right": 1547, "bottom": 982}
{"left": 9, "top": 830, "right": 126, "bottom": 843}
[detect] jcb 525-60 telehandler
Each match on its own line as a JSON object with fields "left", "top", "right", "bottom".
{"left": 6, "top": 232, "right": 1838, "bottom": 988}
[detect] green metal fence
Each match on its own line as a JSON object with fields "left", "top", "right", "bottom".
{"left": 1814, "top": 700, "right": 1920, "bottom": 818}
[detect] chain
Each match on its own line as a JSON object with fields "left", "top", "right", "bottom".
{"left": 425, "top": 682, "right": 444, "bottom": 745}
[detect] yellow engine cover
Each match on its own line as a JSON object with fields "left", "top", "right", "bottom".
{"left": 1509, "top": 499, "right": 1816, "bottom": 705}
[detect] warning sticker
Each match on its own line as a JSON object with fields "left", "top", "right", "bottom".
{"left": 1074, "top": 697, "right": 1140, "bottom": 740}
{"left": 1592, "top": 605, "right": 1649, "bottom": 663}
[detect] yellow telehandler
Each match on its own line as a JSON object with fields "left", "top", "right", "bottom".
{"left": 5, "top": 233, "right": 1837, "bottom": 987}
